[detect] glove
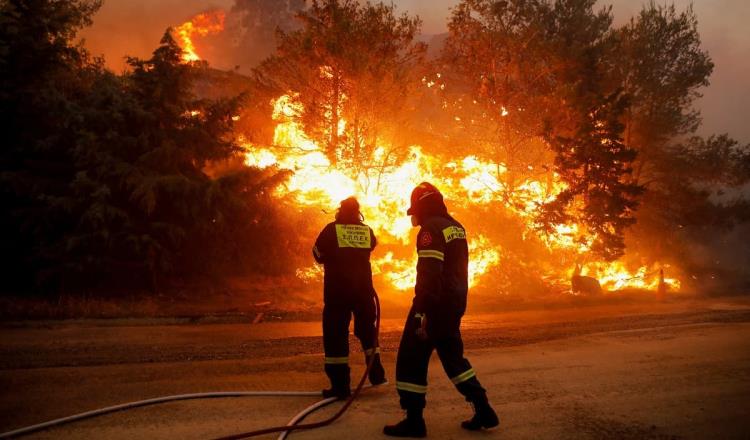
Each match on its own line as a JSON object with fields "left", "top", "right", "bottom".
{"left": 414, "top": 313, "right": 428, "bottom": 341}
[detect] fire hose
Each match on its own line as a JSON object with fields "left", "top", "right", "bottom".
{"left": 212, "top": 293, "right": 382, "bottom": 440}
{"left": 0, "top": 391, "right": 320, "bottom": 439}
{"left": 0, "top": 294, "right": 382, "bottom": 440}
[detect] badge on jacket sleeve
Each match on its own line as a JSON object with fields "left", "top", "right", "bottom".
{"left": 418, "top": 231, "right": 433, "bottom": 247}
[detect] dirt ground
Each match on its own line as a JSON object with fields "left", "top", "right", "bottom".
{"left": 1, "top": 298, "right": 749, "bottom": 439}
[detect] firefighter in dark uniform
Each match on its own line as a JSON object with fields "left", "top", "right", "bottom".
{"left": 384, "top": 182, "right": 499, "bottom": 437}
{"left": 313, "top": 197, "right": 386, "bottom": 398}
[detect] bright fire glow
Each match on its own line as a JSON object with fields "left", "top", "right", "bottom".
{"left": 174, "top": 10, "right": 225, "bottom": 62}
{"left": 583, "top": 262, "right": 681, "bottom": 291}
{"left": 242, "top": 94, "right": 680, "bottom": 294}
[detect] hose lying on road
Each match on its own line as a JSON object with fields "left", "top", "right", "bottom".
{"left": 211, "top": 293, "right": 382, "bottom": 440}
{"left": 276, "top": 396, "right": 341, "bottom": 440}
{"left": 0, "top": 294, "right": 383, "bottom": 440}
{"left": 0, "top": 391, "right": 322, "bottom": 439}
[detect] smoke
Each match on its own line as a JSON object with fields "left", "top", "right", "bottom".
{"left": 80, "top": 0, "right": 303, "bottom": 73}
{"left": 81, "top": 0, "right": 750, "bottom": 143}
{"left": 217, "top": 0, "right": 306, "bottom": 72}
{"left": 602, "top": 0, "right": 750, "bottom": 147}
{"left": 79, "top": 0, "right": 229, "bottom": 71}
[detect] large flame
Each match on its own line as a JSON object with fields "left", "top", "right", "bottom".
{"left": 242, "top": 93, "right": 680, "bottom": 295}
{"left": 584, "top": 262, "right": 680, "bottom": 291}
{"left": 174, "top": 10, "right": 225, "bottom": 62}
{"left": 243, "top": 95, "right": 502, "bottom": 290}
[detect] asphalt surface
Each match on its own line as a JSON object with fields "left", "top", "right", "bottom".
{"left": 1, "top": 298, "right": 749, "bottom": 439}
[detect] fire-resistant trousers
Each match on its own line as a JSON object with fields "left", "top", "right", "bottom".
{"left": 323, "top": 295, "right": 379, "bottom": 389}
{"left": 395, "top": 307, "right": 486, "bottom": 409}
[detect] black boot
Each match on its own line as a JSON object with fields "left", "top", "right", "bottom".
{"left": 367, "top": 353, "right": 387, "bottom": 386}
{"left": 461, "top": 395, "right": 499, "bottom": 431}
{"left": 323, "top": 364, "right": 351, "bottom": 399}
{"left": 383, "top": 408, "right": 426, "bottom": 438}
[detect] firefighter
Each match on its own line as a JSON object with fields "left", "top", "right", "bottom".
{"left": 313, "top": 196, "right": 386, "bottom": 398}
{"left": 383, "top": 182, "right": 498, "bottom": 437}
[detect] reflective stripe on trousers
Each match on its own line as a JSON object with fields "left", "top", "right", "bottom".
{"left": 324, "top": 356, "right": 349, "bottom": 364}
{"left": 396, "top": 381, "right": 427, "bottom": 394}
{"left": 450, "top": 368, "right": 476, "bottom": 385}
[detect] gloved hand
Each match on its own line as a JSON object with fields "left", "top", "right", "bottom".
{"left": 414, "top": 313, "right": 428, "bottom": 340}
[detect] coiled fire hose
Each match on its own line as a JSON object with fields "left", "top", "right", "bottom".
{"left": 0, "top": 294, "right": 382, "bottom": 440}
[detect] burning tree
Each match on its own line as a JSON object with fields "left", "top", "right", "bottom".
{"left": 612, "top": 4, "right": 750, "bottom": 288}
{"left": 539, "top": 92, "right": 642, "bottom": 261}
{"left": 236, "top": 0, "right": 701, "bottom": 294}
{"left": 439, "top": 0, "right": 561, "bottom": 186}
{"left": 174, "top": 9, "right": 226, "bottom": 63}
{"left": 254, "top": 0, "right": 427, "bottom": 172}
{"left": 1, "top": 0, "right": 748, "bottom": 297}
{"left": 439, "top": 0, "right": 643, "bottom": 260}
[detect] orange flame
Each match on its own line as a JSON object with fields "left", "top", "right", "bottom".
{"left": 242, "top": 93, "right": 680, "bottom": 294}
{"left": 583, "top": 262, "right": 680, "bottom": 291}
{"left": 174, "top": 10, "right": 225, "bottom": 62}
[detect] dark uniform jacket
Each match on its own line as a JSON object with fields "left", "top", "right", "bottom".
{"left": 414, "top": 215, "right": 469, "bottom": 322}
{"left": 313, "top": 221, "right": 377, "bottom": 305}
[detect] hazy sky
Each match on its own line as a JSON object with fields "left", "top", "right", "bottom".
{"left": 81, "top": 0, "right": 750, "bottom": 143}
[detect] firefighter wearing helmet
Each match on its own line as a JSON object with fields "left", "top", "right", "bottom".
{"left": 383, "top": 182, "right": 498, "bottom": 437}
{"left": 313, "top": 196, "right": 386, "bottom": 398}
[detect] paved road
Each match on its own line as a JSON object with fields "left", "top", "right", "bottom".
{"left": 1, "top": 299, "right": 749, "bottom": 439}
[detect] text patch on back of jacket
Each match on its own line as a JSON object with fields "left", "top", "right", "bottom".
{"left": 335, "top": 224, "right": 372, "bottom": 248}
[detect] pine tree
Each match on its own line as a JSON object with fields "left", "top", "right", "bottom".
{"left": 539, "top": 91, "right": 643, "bottom": 260}
{"left": 65, "top": 31, "right": 271, "bottom": 290}
{"left": 0, "top": 0, "right": 103, "bottom": 291}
